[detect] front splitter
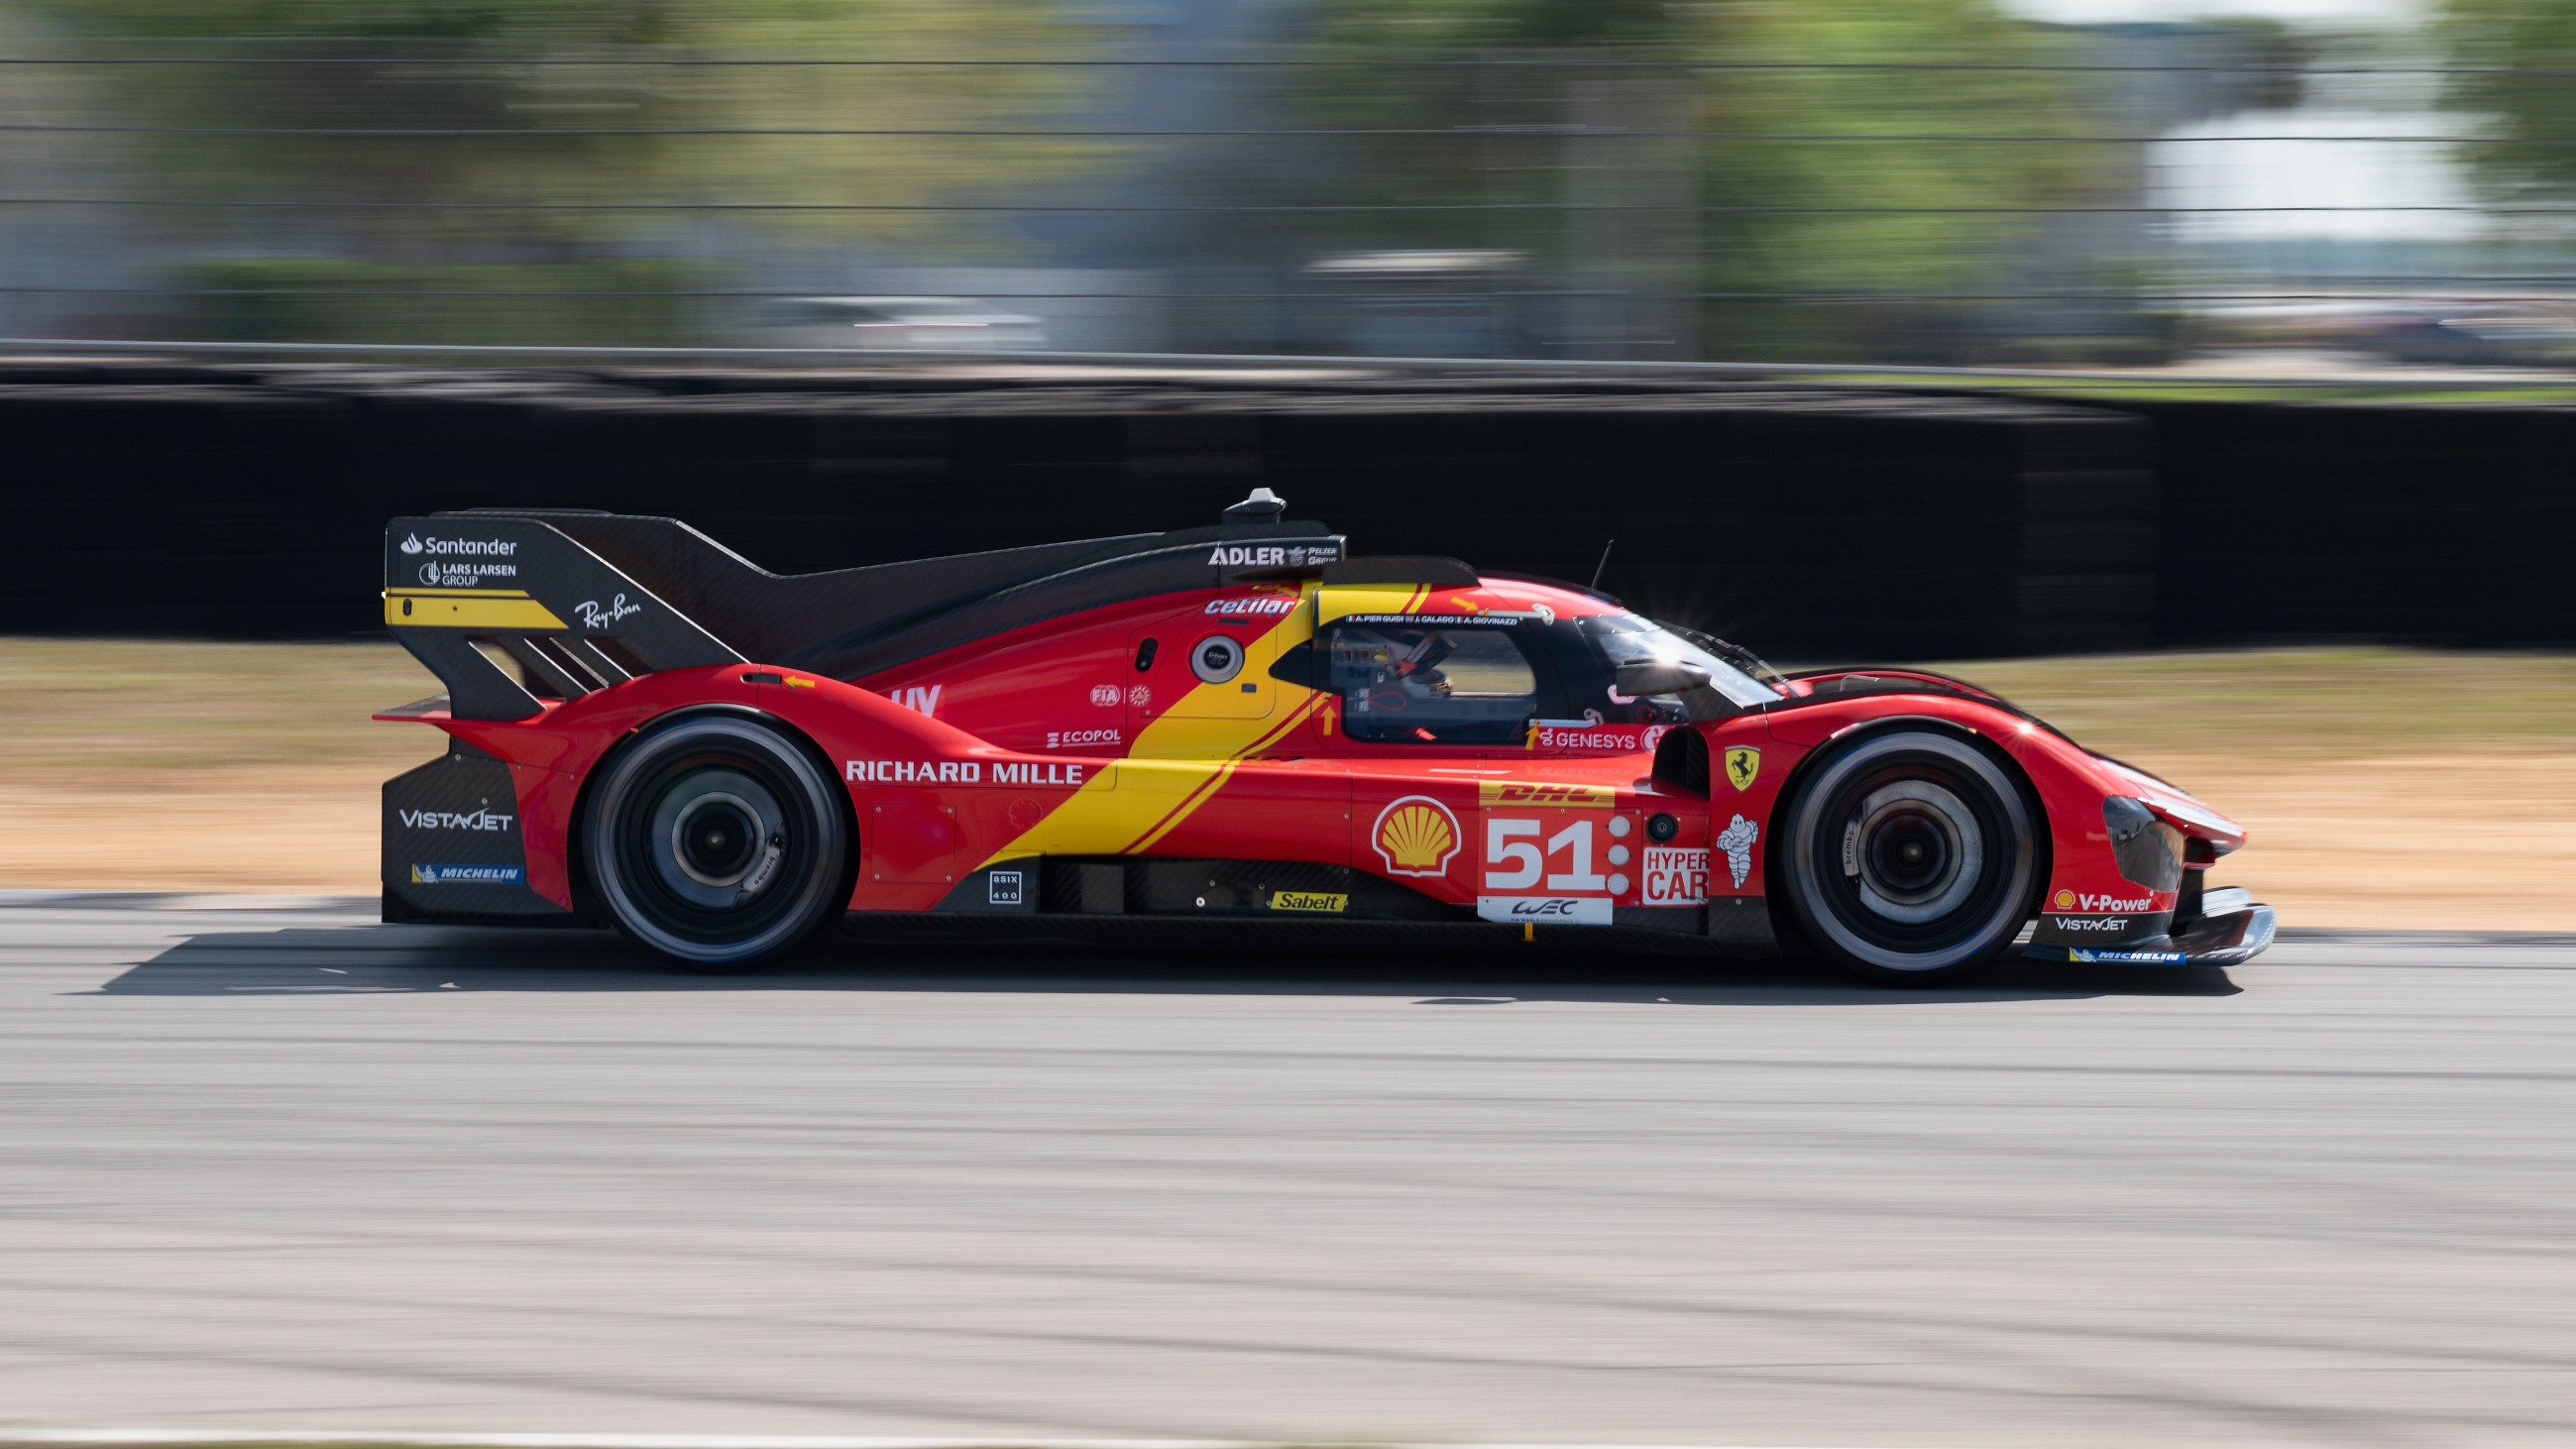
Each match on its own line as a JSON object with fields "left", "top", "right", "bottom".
{"left": 2022, "top": 903, "right": 2277, "bottom": 967}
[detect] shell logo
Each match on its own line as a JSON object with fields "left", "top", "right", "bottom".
{"left": 2053, "top": 888, "right": 2075, "bottom": 910}
{"left": 1373, "top": 795, "right": 1461, "bottom": 878}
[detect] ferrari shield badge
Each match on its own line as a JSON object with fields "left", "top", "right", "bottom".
{"left": 1723, "top": 745, "right": 1761, "bottom": 792}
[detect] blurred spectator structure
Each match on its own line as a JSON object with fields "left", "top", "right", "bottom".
{"left": 0, "top": 0, "right": 2570, "bottom": 369}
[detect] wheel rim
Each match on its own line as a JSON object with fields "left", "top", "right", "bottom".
{"left": 651, "top": 771, "right": 785, "bottom": 904}
{"left": 1845, "top": 779, "right": 1983, "bottom": 925}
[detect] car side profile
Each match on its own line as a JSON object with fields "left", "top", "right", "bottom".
{"left": 378, "top": 490, "right": 2274, "bottom": 980}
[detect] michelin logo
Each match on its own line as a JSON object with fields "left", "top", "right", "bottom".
{"left": 2071, "top": 947, "right": 2187, "bottom": 964}
{"left": 409, "top": 863, "right": 522, "bottom": 885}
{"left": 1715, "top": 813, "right": 1759, "bottom": 889}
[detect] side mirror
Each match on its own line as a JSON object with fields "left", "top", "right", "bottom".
{"left": 1615, "top": 660, "right": 1712, "bottom": 697}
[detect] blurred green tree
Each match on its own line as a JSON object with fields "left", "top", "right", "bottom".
{"left": 1268, "top": 0, "right": 2093, "bottom": 360}
{"left": 2442, "top": 0, "right": 2576, "bottom": 202}
{"left": 32, "top": 0, "right": 1114, "bottom": 338}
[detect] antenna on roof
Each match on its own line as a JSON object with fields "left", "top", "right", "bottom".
{"left": 1221, "top": 487, "right": 1286, "bottom": 526}
{"left": 1590, "top": 538, "right": 1617, "bottom": 592}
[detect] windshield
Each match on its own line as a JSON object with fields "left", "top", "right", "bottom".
{"left": 1579, "top": 613, "right": 1786, "bottom": 714}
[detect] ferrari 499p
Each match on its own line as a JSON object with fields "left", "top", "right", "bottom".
{"left": 380, "top": 490, "right": 2272, "bottom": 981}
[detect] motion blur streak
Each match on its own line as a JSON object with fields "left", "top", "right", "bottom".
{"left": 1, "top": 902, "right": 2571, "bottom": 1444}
{"left": 3, "top": 0, "right": 2576, "bottom": 370}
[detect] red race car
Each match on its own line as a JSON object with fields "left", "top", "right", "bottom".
{"left": 378, "top": 491, "right": 2274, "bottom": 981}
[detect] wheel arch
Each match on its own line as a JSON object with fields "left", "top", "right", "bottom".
{"left": 1761, "top": 711, "right": 2055, "bottom": 949}
{"left": 566, "top": 702, "right": 861, "bottom": 923}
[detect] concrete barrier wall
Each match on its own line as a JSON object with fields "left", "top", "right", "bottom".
{"left": 2133, "top": 400, "right": 2576, "bottom": 648}
{"left": 2, "top": 361, "right": 2560, "bottom": 659}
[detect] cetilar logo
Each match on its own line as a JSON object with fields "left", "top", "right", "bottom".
{"left": 398, "top": 533, "right": 424, "bottom": 555}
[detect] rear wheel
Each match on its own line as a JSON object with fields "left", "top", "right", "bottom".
{"left": 1775, "top": 728, "right": 2040, "bottom": 984}
{"left": 585, "top": 713, "right": 849, "bottom": 968}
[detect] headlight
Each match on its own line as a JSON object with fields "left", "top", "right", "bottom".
{"left": 2103, "top": 796, "right": 2184, "bottom": 893}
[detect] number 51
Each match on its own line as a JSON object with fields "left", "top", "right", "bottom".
{"left": 1485, "top": 818, "right": 1606, "bottom": 891}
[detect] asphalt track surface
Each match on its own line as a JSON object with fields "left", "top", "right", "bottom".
{"left": 3, "top": 901, "right": 2573, "bottom": 1448}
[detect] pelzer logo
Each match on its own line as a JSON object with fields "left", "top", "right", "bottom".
{"left": 2053, "top": 888, "right": 2154, "bottom": 912}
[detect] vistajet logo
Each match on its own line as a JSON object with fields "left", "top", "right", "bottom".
{"left": 397, "top": 806, "right": 515, "bottom": 832}
{"left": 2054, "top": 916, "right": 2133, "bottom": 933}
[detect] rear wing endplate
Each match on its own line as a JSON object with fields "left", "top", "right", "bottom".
{"left": 386, "top": 515, "right": 741, "bottom": 720}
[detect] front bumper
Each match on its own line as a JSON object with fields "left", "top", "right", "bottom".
{"left": 2023, "top": 901, "right": 2276, "bottom": 968}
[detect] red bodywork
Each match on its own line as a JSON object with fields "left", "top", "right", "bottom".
{"left": 383, "top": 569, "right": 2247, "bottom": 945}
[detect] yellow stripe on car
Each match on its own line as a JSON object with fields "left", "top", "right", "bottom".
{"left": 384, "top": 589, "right": 570, "bottom": 630}
{"left": 973, "top": 584, "right": 1324, "bottom": 870}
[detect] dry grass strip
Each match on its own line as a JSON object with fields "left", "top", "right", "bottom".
{"left": 0, "top": 639, "right": 2567, "bottom": 929}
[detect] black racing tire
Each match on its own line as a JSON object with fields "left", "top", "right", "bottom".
{"left": 1774, "top": 727, "right": 2042, "bottom": 984}
{"left": 584, "top": 712, "right": 850, "bottom": 969}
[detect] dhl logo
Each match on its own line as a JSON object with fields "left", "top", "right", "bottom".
{"left": 1477, "top": 781, "right": 1616, "bottom": 809}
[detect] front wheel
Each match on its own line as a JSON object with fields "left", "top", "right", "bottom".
{"left": 1775, "top": 728, "right": 2041, "bottom": 984}
{"left": 585, "top": 713, "right": 851, "bottom": 968}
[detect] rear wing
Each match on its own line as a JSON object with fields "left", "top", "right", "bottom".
{"left": 386, "top": 514, "right": 740, "bottom": 720}
{"left": 386, "top": 504, "right": 1350, "bottom": 721}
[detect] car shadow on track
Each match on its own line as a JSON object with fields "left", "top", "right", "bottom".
{"left": 88, "top": 918, "right": 2242, "bottom": 1004}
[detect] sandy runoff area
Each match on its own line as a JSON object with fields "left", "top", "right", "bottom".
{"left": 0, "top": 639, "right": 2566, "bottom": 931}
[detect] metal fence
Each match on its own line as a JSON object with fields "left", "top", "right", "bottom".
{"left": 3, "top": 24, "right": 2571, "bottom": 373}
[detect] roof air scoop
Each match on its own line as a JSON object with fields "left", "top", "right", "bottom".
{"left": 1221, "top": 487, "right": 1287, "bottom": 527}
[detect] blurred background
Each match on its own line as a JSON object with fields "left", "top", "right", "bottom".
{"left": 2, "top": 0, "right": 2573, "bottom": 929}
{"left": 2, "top": 0, "right": 2573, "bottom": 374}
